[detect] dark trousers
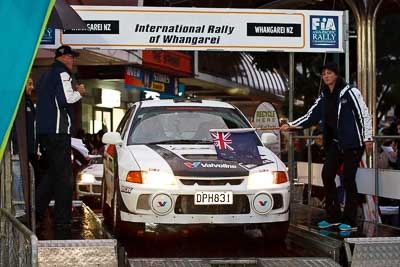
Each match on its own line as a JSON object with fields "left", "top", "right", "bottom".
{"left": 321, "top": 143, "right": 364, "bottom": 225}
{"left": 36, "top": 134, "right": 73, "bottom": 225}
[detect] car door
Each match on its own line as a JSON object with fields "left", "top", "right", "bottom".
{"left": 103, "top": 105, "right": 136, "bottom": 206}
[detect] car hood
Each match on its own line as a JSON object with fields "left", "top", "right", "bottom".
{"left": 80, "top": 164, "right": 103, "bottom": 178}
{"left": 127, "top": 144, "right": 278, "bottom": 177}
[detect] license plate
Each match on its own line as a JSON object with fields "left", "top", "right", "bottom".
{"left": 194, "top": 191, "right": 233, "bottom": 205}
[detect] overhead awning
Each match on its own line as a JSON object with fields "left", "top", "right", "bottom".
{"left": 228, "top": 52, "right": 287, "bottom": 97}
{"left": 34, "top": 48, "right": 142, "bottom": 66}
{"left": 182, "top": 52, "right": 287, "bottom": 100}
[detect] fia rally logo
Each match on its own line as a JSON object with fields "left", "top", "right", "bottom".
{"left": 310, "top": 16, "right": 339, "bottom": 48}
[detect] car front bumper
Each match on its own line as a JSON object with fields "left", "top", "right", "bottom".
{"left": 119, "top": 180, "right": 290, "bottom": 225}
{"left": 120, "top": 209, "right": 289, "bottom": 224}
{"left": 77, "top": 181, "right": 101, "bottom": 198}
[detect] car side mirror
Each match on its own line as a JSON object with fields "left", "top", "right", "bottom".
{"left": 261, "top": 133, "right": 278, "bottom": 146}
{"left": 102, "top": 132, "right": 123, "bottom": 145}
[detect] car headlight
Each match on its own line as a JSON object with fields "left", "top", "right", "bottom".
{"left": 80, "top": 173, "right": 95, "bottom": 183}
{"left": 248, "top": 171, "right": 288, "bottom": 188}
{"left": 126, "top": 171, "right": 177, "bottom": 186}
{"left": 143, "top": 171, "right": 177, "bottom": 186}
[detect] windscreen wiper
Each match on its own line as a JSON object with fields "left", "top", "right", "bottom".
{"left": 192, "top": 140, "right": 213, "bottom": 144}
{"left": 146, "top": 140, "right": 213, "bottom": 145}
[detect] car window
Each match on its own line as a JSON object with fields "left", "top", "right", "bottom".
{"left": 121, "top": 105, "right": 136, "bottom": 139}
{"left": 127, "top": 106, "right": 251, "bottom": 145}
{"left": 116, "top": 106, "right": 135, "bottom": 139}
{"left": 89, "top": 157, "right": 103, "bottom": 164}
{"left": 116, "top": 109, "right": 132, "bottom": 134}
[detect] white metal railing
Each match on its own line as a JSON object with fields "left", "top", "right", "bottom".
{"left": 292, "top": 134, "right": 400, "bottom": 228}
{"left": 0, "top": 207, "right": 38, "bottom": 267}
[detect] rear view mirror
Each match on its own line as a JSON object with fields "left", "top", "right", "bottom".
{"left": 102, "top": 132, "right": 123, "bottom": 145}
{"left": 261, "top": 133, "right": 278, "bottom": 146}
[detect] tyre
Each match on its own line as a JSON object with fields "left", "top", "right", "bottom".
{"left": 260, "top": 221, "right": 289, "bottom": 242}
{"left": 111, "top": 179, "right": 124, "bottom": 237}
{"left": 108, "top": 151, "right": 144, "bottom": 238}
{"left": 111, "top": 178, "right": 145, "bottom": 238}
{"left": 101, "top": 175, "right": 112, "bottom": 228}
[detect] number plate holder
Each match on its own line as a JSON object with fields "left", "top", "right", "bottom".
{"left": 194, "top": 191, "right": 233, "bottom": 205}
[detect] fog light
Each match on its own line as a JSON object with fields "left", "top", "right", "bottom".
{"left": 150, "top": 193, "right": 173, "bottom": 215}
{"left": 252, "top": 192, "right": 274, "bottom": 214}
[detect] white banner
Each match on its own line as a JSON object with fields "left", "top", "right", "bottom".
{"left": 254, "top": 102, "right": 281, "bottom": 156}
{"left": 58, "top": 6, "right": 345, "bottom": 53}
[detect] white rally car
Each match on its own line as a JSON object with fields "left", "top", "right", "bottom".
{"left": 101, "top": 99, "right": 290, "bottom": 239}
{"left": 76, "top": 155, "right": 103, "bottom": 201}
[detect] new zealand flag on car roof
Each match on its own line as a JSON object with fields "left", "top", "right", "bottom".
{"left": 210, "top": 129, "right": 263, "bottom": 165}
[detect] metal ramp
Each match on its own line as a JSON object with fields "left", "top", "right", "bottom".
{"left": 288, "top": 224, "right": 343, "bottom": 262}
{"left": 290, "top": 203, "right": 400, "bottom": 266}
{"left": 128, "top": 258, "right": 340, "bottom": 267}
{"left": 1, "top": 202, "right": 119, "bottom": 267}
{"left": 38, "top": 239, "right": 118, "bottom": 267}
{"left": 344, "top": 237, "right": 400, "bottom": 267}
{"left": 36, "top": 202, "right": 118, "bottom": 266}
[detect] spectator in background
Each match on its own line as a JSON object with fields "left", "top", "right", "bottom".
{"left": 11, "top": 129, "right": 25, "bottom": 218}
{"left": 85, "top": 133, "right": 96, "bottom": 154}
{"left": 376, "top": 122, "right": 400, "bottom": 226}
{"left": 310, "top": 128, "right": 326, "bottom": 164}
{"left": 93, "top": 129, "right": 106, "bottom": 155}
{"left": 294, "top": 136, "right": 305, "bottom": 161}
{"left": 378, "top": 126, "right": 397, "bottom": 169}
{"left": 25, "top": 77, "right": 36, "bottom": 164}
{"left": 11, "top": 77, "right": 37, "bottom": 219}
{"left": 25, "top": 77, "right": 40, "bottom": 189}
{"left": 302, "top": 127, "right": 326, "bottom": 206}
{"left": 75, "top": 128, "right": 86, "bottom": 142}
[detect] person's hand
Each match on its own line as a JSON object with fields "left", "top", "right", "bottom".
{"left": 389, "top": 151, "right": 397, "bottom": 158}
{"left": 280, "top": 123, "right": 290, "bottom": 131}
{"left": 76, "top": 83, "right": 86, "bottom": 96}
{"left": 365, "top": 141, "right": 373, "bottom": 155}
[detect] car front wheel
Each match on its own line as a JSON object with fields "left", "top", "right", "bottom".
{"left": 101, "top": 176, "right": 113, "bottom": 228}
{"left": 111, "top": 188, "right": 123, "bottom": 237}
{"left": 111, "top": 180, "right": 145, "bottom": 238}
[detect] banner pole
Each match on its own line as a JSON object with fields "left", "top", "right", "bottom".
{"left": 288, "top": 52, "right": 295, "bottom": 222}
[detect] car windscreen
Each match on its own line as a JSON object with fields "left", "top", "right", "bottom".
{"left": 127, "top": 106, "right": 252, "bottom": 145}
{"left": 89, "top": 157, "right": 103, "bottom": 164}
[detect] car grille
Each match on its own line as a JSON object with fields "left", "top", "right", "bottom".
{"left": 182, "top": 154, "right": 218, "bottom": 160}
{"left": 95, "top": 176, "right": 102, "bottom": 181}
{"left": 180, "top": 179, "right": 243, "bottom": 186}
{"left": 272, "top": 193, "right": 283, "bottom": 210}
{"left": 92, "top": 185, "right": 102, "bottom": 194}
{"left": 137, "top": 194, "right": 151, "bottom": 210}
{"left": 174, "top": 195, "right": 250, "bottom": 214}
{"left": 79, "top": 185, "right": 90, "bottom": 192}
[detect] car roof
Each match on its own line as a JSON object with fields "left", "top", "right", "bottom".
{"left": 137, "top": 99, "right": 235, "bottom": 109}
